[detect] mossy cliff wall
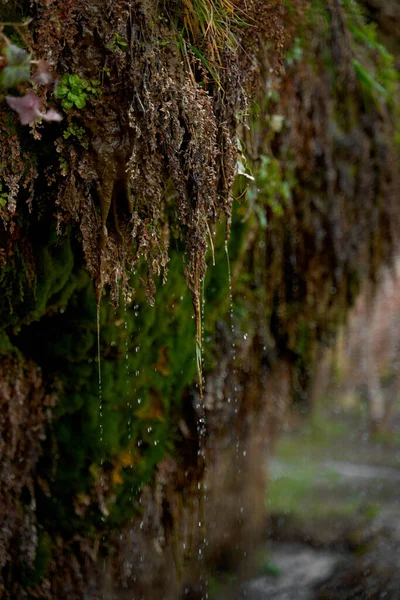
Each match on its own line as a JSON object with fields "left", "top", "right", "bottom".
{"left": 0, "top": 1, "right": 398, "bottom": 598}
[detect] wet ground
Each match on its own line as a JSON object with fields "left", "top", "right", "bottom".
{"left": 239, "top": 543, "right": 343, "bottom": 600}
{"left": 235, "top": 411, "right": 400, "bottom": 599}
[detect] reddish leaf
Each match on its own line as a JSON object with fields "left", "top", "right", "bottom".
{"left": 6, "top": 91, "right": 62, "bottom": 125}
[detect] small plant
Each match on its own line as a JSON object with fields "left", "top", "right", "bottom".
{"left": 342, "top": 0, "right": 399, "bottom": 106}
{"left": 247, "top": 155, "right": 294, "bottom": 226}
{"left": 56, "top": 74, "right": 101, "bottom": 110}
{"left": 63, "top": 121, "right": 89, "bottom": 148}
{"left": 105, "top": 33, "right": 128, "bottom": 52}
{"left": 0, "top": 28, "right": 62, "bottom": 124}
{"left": 0, "top": 181, "right": 8, "bottom": 207}
{"left": 0, "top": 43, "right": 30, "bottom": 88}
{"left": 236, "top": 138, "right": 254, "bottom": 181}
{"left": 58, "top": 155, "right": 69, "bottom": 174}
{"left": 170, "top": 0, "right": 248, "bottom": 85}
{"left": 180, "top": 0, "right": 241, "bottom": 60}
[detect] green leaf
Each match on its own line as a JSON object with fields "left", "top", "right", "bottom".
{"left": 353, "top": 59, "right": 387, "bottom": 98}
{"left": 62, "top": 99, "right": 73, "bottom": 109}
{"left": 237, "top": 159, "right": 255, "bottom": 181}
{"left": 74, "top": 96, "right": 86, "bottom": 109}
{"left": 68, "top": 74, "right": 81, "bottom": 86}
{"left": 56, "top": 85, "right": 69, "bottom": 98}
{"left": 67, "top": 92, "right": 78, "bottom": 101}
{"left": 71, "top": 84, "right": 83, "bottom": 95}
{"left": 0, "top": 64, "right": 31, "bottom": 88}
{"left": 4, "top": 44, "right": 31, "bottom": 66}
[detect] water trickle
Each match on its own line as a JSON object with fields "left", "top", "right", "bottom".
{"left": 225, "top": 240, "right": 244, "bottom": 497}
{"left": 123, "top": 297, "right": 134, "bottom": 504}
{"left": 201, "top": 279, "right": 206, "bottom": 393}
{"left": 224, "top": 241, "right": 236, "bottom": 363}
{"left": 122, "top": 300, "right": 131, "bottom": 404}
{"left": 192, "top": 266, "right": 209, "bottom": 599}
{"left": 96, "top": 302, "right": 104, "bottom": 462}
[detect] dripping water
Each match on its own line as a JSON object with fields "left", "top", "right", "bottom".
{"left": 122, "top": 298, "right": 131, "bottom": 440}
{"left": 225, "top": 240, "right": 243, "bottom": 531}
{"left": 201, "top": 278, "right": 206, "bottom": 394}
{"left": 97, "top": 300, "right": 108, "bottom": 535}
{"left": 122, "top": 296, "right": 134, "bottom": 501}
{"left": 225, "top": 240, "right": 237, "bottom": 366}
{"left": 132, "top": 305, "right": 142, "bottom": 502}
{"left": 97, "top": 301, "right": 104, "bottom": 462}
{"left": 193, "top": 264, "right": 209, "bottom": 599}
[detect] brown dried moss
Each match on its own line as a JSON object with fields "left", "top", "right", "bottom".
{"left": 18, "top": 0, "right": 283, "bottom": 309}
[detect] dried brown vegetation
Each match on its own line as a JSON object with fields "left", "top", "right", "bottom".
{"left": 0, "top": 0, "right": 399, "bottom": 598}
{"left": 18, "top": 0, "right": 282, "bottom": 309}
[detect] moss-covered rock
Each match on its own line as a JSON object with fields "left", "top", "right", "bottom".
{"left": 0, "top": 1, "right": 399, "bottom": 598}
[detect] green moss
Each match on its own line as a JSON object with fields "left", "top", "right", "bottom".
{"left": 344, "top": 0, "right": 399, "bottom": 104}
{"left": 31, "top": 532, "right": 52, "bottom": 585}
{"left": 5, "top": 202, "right": 254, "bottom": 544}
{"left": 0, "top": 331, "right": 14, "bottom": 357}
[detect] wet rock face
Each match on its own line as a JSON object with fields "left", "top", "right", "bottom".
{"left": 240, "top": 543, "right": 344, "bottom": 600}
{"left": 0, "top": 358, "right": 54, "bottom": 598}
{"left": 0, "top": 0, "right": 399, "bottom": 597}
